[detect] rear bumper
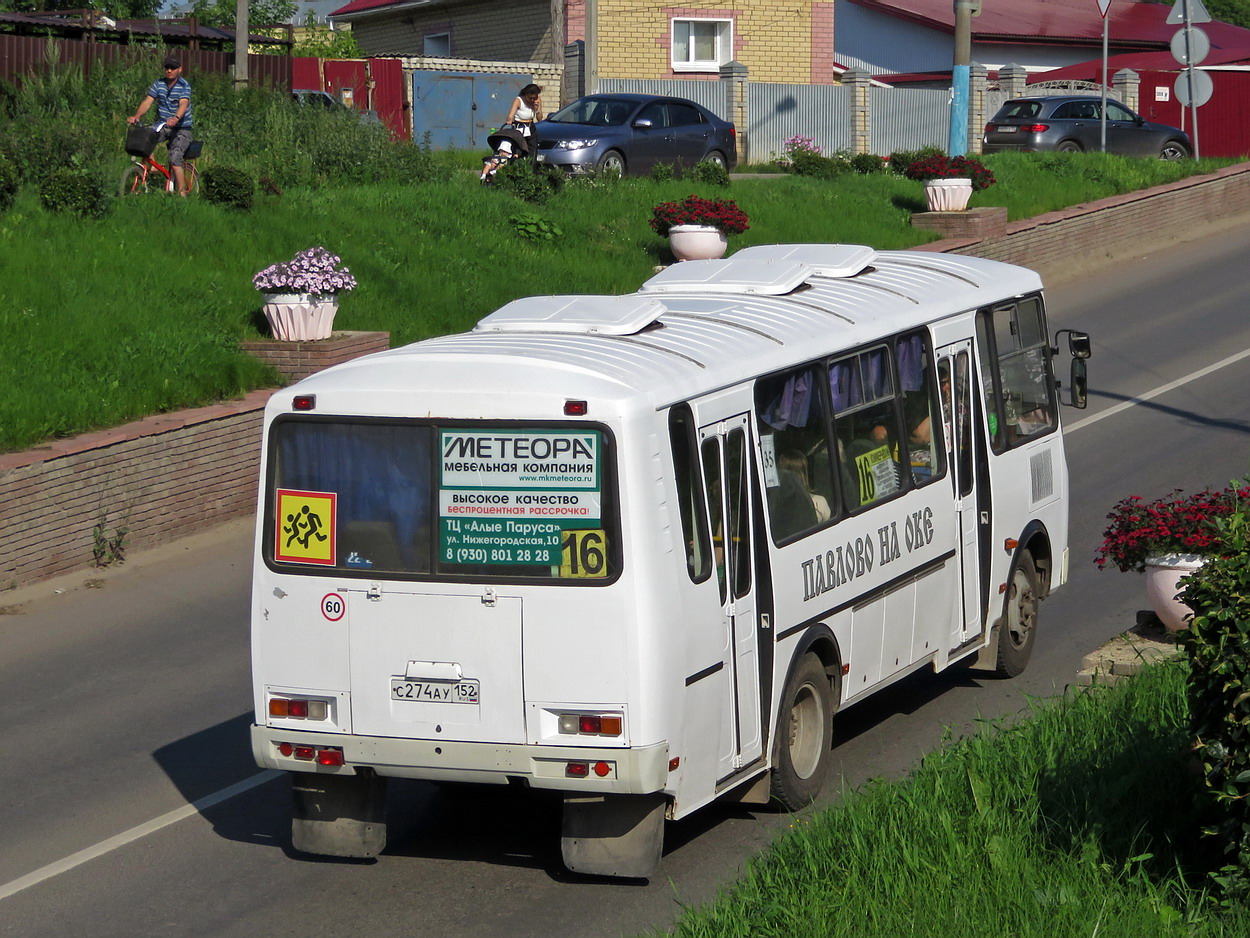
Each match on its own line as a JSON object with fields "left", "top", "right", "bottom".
{"left": 251, "top": 723, "right": 670, "bottom": 794}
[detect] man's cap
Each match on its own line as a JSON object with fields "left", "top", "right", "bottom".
{"left": 163, "top": 55, "right": 182, "bottom": 69}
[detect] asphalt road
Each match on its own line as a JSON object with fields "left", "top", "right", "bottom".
{"left": 3, "top": 222, "right": 1250, "bottom": 937}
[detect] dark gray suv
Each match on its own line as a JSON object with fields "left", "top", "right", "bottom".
{"left": 983, "top": 95, "right": 1191, "bottom": 160}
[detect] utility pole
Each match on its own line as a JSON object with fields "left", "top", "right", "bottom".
{"left": 948, "top": 0, "right": 977, "bottom": 155}
{"left": 235, "top": 0, "right": 249, "bottom": 89}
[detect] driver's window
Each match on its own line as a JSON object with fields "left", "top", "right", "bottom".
{"left": 637, "top": 103, "right": 666, "bottom": 127}
{"left": 1106, "top": 102, "right": 1134, "bottom": 122}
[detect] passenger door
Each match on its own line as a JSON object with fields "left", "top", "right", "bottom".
{"left": 668, "top": 100, "right": 713, "bottom": 166}
{"left": 698, "top": 414, "right": 764, "bottom": 778}
{"left": 631, "top": 101, "right": 676, "bottom": 172}
{"left": 938, "top": 343, "right": 986, "bottom": 648}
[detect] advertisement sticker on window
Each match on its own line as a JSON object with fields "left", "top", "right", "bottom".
{"left": 437, "top": 430, "right": 603, "bottom": 567}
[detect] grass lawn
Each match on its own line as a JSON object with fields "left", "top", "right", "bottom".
{"left": 0, "top": 151, "right": 1237, "bottom": 453}
{"left": 651, "top": 662, "right": 1250, "bottom": 938}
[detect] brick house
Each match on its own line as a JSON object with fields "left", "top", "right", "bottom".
{"left": 330, "top": 0, "right": 839, "bottom": 91}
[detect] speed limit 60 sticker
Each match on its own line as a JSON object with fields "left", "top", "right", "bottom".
{"left": 321, "top": 593, "right": 346, "bottom": 621}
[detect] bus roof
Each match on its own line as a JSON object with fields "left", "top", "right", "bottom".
{"left": 281, "top": 246, "right": 1042, "bottom": 413}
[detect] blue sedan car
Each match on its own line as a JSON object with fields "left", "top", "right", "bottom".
{"left": 533, "top": 93, "right": 737, "bottom": 175}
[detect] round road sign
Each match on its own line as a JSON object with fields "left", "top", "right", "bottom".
{"left": 1174, "top": 68, "right": 1213, "bottom": 107}
{"left": 1171, "top": 25, "right": 1210, "bottom": 65}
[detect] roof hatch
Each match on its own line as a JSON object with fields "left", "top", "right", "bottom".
{"left": 474, "top": 294, "right": 667, "bottom": 335}
{"left": 731, "top": 243, "right": 876, "bottom": 278}
{"left": 639, "top": 258, "right": 817, "bottom": 296}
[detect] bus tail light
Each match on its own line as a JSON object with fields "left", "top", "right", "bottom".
{"left": 276, "top": 742, "right": 344, "bottom": 765}
{"left": 269, "top": 696, "right": 329, "bottom": 721}
{"left": 566, "top": 762, "right": 589, "bottom": 777}
{"left": 558, "top": 711, "right": 623, "bottom": 737}
{"left": 316, "top": 748, "right": 345, "bottom": 766}
{"left": 565, "top": 761, "right": 615, "bottom": 778}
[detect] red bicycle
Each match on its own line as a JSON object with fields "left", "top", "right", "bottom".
{"left": 120, "top": 125, "right": 201, "bottom": 196}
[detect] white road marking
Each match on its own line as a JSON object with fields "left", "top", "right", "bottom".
{"left": 1064, "top": 346, "right": 1250, "bottom": 434}
{"left": 0, "top": 770, "right": 281, "bottom": 902}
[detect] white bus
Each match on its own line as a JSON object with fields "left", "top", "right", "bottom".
{"left": 250, "top": 244, "right": 1090, "bottom": 878}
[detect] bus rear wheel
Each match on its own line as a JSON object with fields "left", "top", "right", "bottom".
{"left": 995, "top": 551, "right": 1039, "bottom": 677}
{"left": 770, "top": 652, "right": 835, "bottom": 810}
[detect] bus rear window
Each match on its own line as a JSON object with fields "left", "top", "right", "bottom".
{"left": 267, "top": 419, "right": 617, "bottom": 581}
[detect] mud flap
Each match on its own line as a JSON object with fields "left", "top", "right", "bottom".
{"left": 291, "top": 770, "right": 388, "bottom": 858}
{"left": 560, "top": 792, "right": 666, "bottom": 879}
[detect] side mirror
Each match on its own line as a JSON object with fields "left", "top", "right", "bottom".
{"left": 1070, "top": 359, "right": 1088, "bottom": 409}
{"left": 632, "top": 118, "right": 654, "bottom": 129}
{"left": 1068, "top": 330, "right": 1091, "bottom": 360}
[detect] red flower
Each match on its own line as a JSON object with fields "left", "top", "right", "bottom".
{"left": 1094, "top": 482, "right": 1250, "bottom": 573}
{"left": 650, "top": 194, "right": 750, "bottom": 237}
{"left": 903, "top": 154, "right": 996, "bottom": 192}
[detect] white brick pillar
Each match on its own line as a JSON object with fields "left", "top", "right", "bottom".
{"left": 843, "top": 68, "right": 871, "bottom": 155}
{"left": 720, "top": 60, "right": 749, "bottom": 163}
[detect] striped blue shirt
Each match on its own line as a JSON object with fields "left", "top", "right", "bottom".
{"left": 145, "top": 76, "right": 192, "bottom": 129}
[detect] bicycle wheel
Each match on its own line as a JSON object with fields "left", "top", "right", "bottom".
{"left": 119, "top": 164, "right": 148, "bottom": 196}
{"left": 184, "top": 161, "right": 199, "bottom": 195}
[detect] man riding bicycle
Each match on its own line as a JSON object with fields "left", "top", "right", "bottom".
{"left": 127, "top": 54, "right": 193, "bottom": 196}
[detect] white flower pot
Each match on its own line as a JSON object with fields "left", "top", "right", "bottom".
{"left": 261, "top": 293, "right": 340, "bottom": 341}
{"left": 923, "top": 177, "right": 974, "bottom": 212}
{"left": 1143, "top": 553, "right": 1206, "bottom": 632}
{"left": 667, "top": 224, "right": 729, "bottom": 262}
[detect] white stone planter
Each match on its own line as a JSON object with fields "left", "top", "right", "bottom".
{"left": 923, "top": 177, "right": 974, "bottom": 212}
{"left": 667, "top": 224, "right": 729, "bottom": 261}
{"left": 1143, "top": 553, "right": 1206, "bottom": 632}
{"left": 261, "top": 293, "right": 340, "bottom": 341}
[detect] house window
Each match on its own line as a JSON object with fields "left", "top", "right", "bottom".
{"left": 424, "top": 32, "right": 450, "bottom": 56}
{"left": 671, "top": 18, "right": 731, "bottom": 72}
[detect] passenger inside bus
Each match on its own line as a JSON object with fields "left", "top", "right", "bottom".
{"left": 779, "top": 450, "right": 831, "bottom": 524}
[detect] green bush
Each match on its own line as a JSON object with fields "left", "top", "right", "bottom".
{"left": 887, "top": 145, "right": 944, "bottom": 174}
{"left": 38, "top": 167, "right": 109, "bottom": 218}
{"left": 0, "top": 152, "right": 17, "bottom": 212}
{"left": 686, "top": 158, "right": 730, "bottom": 187}
{"left": 507, "top": 211, "right": 562, "bottom": 242}
{"left": 494, "top": 158, "right": 563, "bottom": 204}
{"left": 788, "top": 148, "right": 852, "bottom": 179}
{"left": 850, "top": 152, "right": 887, "bottom": 174}
{"left": 1179, "top": 479, "right": 1250, "bottom": 900}
{"left": 201, "top": 165, "right": 255, "bottom": 210}
{"left": 649, "top": 162, "right": 676, "bottom": 182}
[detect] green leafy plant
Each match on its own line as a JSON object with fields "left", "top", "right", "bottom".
{"left": 494, "top": 158, "right": 563, "bottom": 204}
{"left": 507, "top": 212, "right": 562, "bottom": 242}
{"left": 887, "top": 145, "right": 945, "bottom": 175}
{"left": 0, "top": 153, "right": 17, "bottom": 213}
{"left": 38, "top": 167, "right": 109, "bottom": 218}
{"left": 787, "top": 148, "right": 852, "bottom": 179}
{"left": 92, "top": 510, "right": 129, "bottom": 567}
{"left": 201, "top": 165, "right": 255, "bottom": 210}
{"left": 686, "top": 158, "right": 730, "bottom": 187}
{"left": 1178, "top": 480, "right": 1250, "bottom": 900}
{"left": 850, "top": 153, "right": 887, "bottom": 174}
{"left": 649, "top": 162, "right": 677, "bottom": 182}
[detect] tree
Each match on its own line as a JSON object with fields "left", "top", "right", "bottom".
{"left": 188, "top": 0, "right": 297, "bottom": 27}
{"left": 1144, "top": 0, "right": 1250, "bottom": 30}
{"left": 0, "top": 0, "right": 162, "bottom": 16}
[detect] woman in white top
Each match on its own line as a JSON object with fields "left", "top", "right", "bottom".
{"left": 505, "top": 83, "right": 543, "bottom": 138}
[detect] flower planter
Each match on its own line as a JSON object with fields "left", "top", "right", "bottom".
{"left": 668, "top": 224, "right": 728, "bottom": 262}
{"left": 262, "top": 293, "right": 340, "bottom": 342}
{"left": 1143, "top": 553, "right": 1206, "bottom": 632}
{"left": 923, "top": 178, "right": 974, "bottom": 212}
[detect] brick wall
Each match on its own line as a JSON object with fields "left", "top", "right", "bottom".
{"left": 3, "top": 163, "right": 1248, "bottom": 590}
{"left": 599, "top": 1, "right": 820, "bottom": 83}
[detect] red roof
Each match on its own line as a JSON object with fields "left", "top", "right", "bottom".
{"left": 850, "top": 0, "right": 1247, "bottom": 47}
{"left": 331, "top": 0, "right": 412, "bottom": 16}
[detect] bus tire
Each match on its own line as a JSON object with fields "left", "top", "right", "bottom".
{"left": 770, "top": 652, "right": 835, "bottom": 810}
{"left": 995, "top": 551, "right": 1039, "bottom": 678}
{"left": 290, "top": 770, "right": 388, "bottom": 858}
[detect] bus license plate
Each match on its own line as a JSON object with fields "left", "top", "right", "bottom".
{"left": 391, "top": 679, "right": 479, "bottom": 704}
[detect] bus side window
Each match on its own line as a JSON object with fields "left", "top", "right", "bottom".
{"left": 755, "top": 367, "right": 837, "bottom": 543}
{"left": 978, "top": 297, "right": 1056, "bottom": 451}
{"left": 831, "top": 349, "right": 902, "bottom": 511}
{"left": 896, "top": 331, "right": 946, "bottom": 487}
{"left": 668, "top": 405, "right": 712, "bottom": 582}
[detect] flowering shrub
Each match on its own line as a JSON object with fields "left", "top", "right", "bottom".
{"left": 783, "top": 135, "right": 822, "bottom": 159}
{"left": 1093, "top": 481, "right": 1250, "bottom": 573}
{"left": 253, "top": 246, "right": 357, "bottom": 295}
{"left": 903, "top": 154, "right": 996, "bottom": 191}
{"left": 650, "top": 194, "right": 750, "bottom": 237}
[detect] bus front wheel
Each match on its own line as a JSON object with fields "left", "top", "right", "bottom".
{"left": 995, "top": 551, "right": 1039, "bottom": 677}
{"left": 770, "top": 652, "right": 835, "bottom": 810}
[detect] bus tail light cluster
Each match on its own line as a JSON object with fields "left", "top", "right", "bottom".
{"left": 277, "top": 742, "right": 344, "bottom": 766}
{"left": 566, "top": 760, "right": 614, "bottom": 778}
{"left": 558, "top": 712, "right": 623, "bottom": 737}
{"left": 269, "top": 696, "right": 329, "bottom": 721}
